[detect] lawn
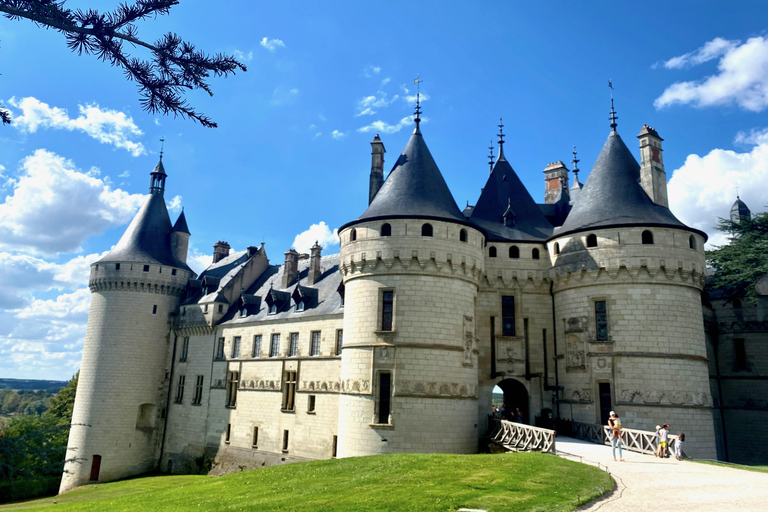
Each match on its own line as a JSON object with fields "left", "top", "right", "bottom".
{"left": 693, "top": 460, "right": 768, "bottom": 474}
{"left": 0, "top": 452, "right": 612, "bottom": 512}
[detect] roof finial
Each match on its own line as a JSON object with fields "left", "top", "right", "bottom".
{"left": 497, "top": 117, "right": 506, "bottom": 159}
{"left": 413, "top": 74, "right": 422, "bottom": 126}
{"left": 488, "top": 140, "right": 495, "bottom": 174}
{"left": 608, "top": 79, "right": 618, "bottom": 131}
{"left": 736, "top": 186, "right": 740, "bottom": 200}
{"left": 159, "top": 136, "right": 165, "bottom": 160}
{"left": 571, "top": 145, "right": 580, "bottom": 179}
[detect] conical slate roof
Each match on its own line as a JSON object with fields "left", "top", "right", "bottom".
{"left": 730, "top": 197, "right": 751, "bottom": 220}
{"left": 172, "top": 210, "right": 191, "bottom": 234}
{"left": 557, "top": 130, "right": 703, "bottom": 239}
{"left": 98, "top": 193, "right": 192, "bottom": 271}
{"left": 469, "top": 150, "right": 553, "bottom": 241}
{"left": 340, "top": 125, "right": 472, "bottom": 230}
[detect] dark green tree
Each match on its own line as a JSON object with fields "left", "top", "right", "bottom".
{"left": 706, "top": 211, "right": 768, "bottom": 300}
{"left": 0, "top": 0, "right": 246, "bottom": 127}
{"left": 45, "top": 371, "right": 77, "bottom": 427}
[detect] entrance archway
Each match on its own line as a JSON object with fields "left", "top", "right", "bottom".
{"left": 496, "top": 378, "right": 529, "bottom": 424}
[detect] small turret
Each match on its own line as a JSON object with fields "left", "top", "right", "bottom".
{"left": 149, "top": 157, "right": 166, "bottom": 196}
{"left": 369, "top": 135, "right": 386, "bottom": 204}
{"left": 307, "top": 241, "right": 322, "bottom": 286}
{"left": 730, "top": 196, "right": 751, "bottom": 223}
{"left": 170, "top": 210, "right": 190, "bottom": 264}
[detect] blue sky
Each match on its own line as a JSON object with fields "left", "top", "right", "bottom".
{"left": 2, "top": 0, "right": 768, "bottom": 380}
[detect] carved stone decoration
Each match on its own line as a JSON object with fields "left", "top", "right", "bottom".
{"left": 395, "top": 381, "right": 478, "bottom": 399}
{"left": 565, "top": 334, "right": 586, "bottom": 371}
{"left": 463, "top": 314, "right": 475, "bottom": 367}
{"left": 339, "top": 379, "right": 371, "bottom": 395}
{"left": 565, "top": 316, "right": 585, "bottom": 334}
{"left": 567, "top": 388, "right": 592, "bottom": 402}
{"left": 617, "top": 389, "right": 712, "bottom": 407}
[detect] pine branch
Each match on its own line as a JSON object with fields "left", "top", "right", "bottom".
{"left": 0, "top": 0, "right": 246, "bottom": 128}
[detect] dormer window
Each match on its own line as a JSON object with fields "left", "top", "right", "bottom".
{"left": 270, "top": 304, "right": 277, "bottom": 314}
{"left": 297, "top": 301, "right": 305, "bottom": 312}
{"left": 240, "top": 308, "right": 247, "bottom": 318}
{"left": 266, "top": 288, "right": 290, "bottom": 315}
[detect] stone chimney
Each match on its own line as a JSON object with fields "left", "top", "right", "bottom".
{"left": 213, "top": 241, "right": 231, "bottom": 263}
{"left": 638, "top": 125, "right": 668, "bottom": 208}
{"left": 307, "top": 241, "right": 322, "bottom": 286}
{"left": 543, "top": 161, "right": 569, "bottom": 204}
{"left": 369, "top": 134, "right": 386, "bottom": 205}
{"left": 281, "top": 249, "right": 299, "bottom": 288}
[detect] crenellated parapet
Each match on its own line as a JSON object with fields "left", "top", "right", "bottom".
{"left": 89, "top": 261, "right": 192, "bottom": 295}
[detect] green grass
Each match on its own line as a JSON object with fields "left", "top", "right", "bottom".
{"left": 693, "top": 460, "right": 768, "bottom": 474}
{"left": 0, "top": 452, "right": 612, "bottom": 512}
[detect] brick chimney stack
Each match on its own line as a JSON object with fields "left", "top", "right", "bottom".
{"left": 543, "top": 161, "right": 569, "bottom": 204}
{"left": 307, "top": 241, "right": 322, "bottom": 286}
{"left": 638, "top": 125, "right": 668, "bottom": 208}
{"left": 281, "top": 249, "right": 299, "bottom": 288}
{"left": 213, "top": 241, "right": 231, "bottom": 263}
{"left": 369, "top": 134, "right": 386, "bottom": 205}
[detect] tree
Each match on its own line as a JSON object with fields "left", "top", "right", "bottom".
{"left": 706, "top": 211, "right": 768, "bottom": 300}
{"left": 45, "top": 371, "right": 77, "bottom": 427}
{"left": 0, "top": 0, "right": 246, "bottom": 128}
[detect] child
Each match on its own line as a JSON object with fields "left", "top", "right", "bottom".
{"left": 675, "top": 432, "right": 685, "bottom": 461}
{"left": 654, "top": 425, "right": 662, "bottom": 457}
{"left": 659, "top": 423, "right": 670, "bottom": 458}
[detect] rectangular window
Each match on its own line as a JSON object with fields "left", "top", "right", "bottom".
{"left": 308, "top": 395, "right": 316, "bottom": 413}
{"left": 143, "top": 265, "right": 150, "bottom": 272}
{"left": 225, "top": 423, "right": 231, "bottom": 443}
{"left": 115, "top": 263, "right": 120, "bottom": 270}
{"left": 192, "top": 375, "right": 204, "bottom": 405}
{"left": 180, "top": 336, "right": 189, "bottom": 362}
{"left": 599, "top": 382, "right": 612, "bottom": 425}
{"left": 289, "top": 332, "right": 299, "bottom": 357}
{"left": 502, "top": 296, "right": 515, "bottom": 336}
{"left": 270, "top": 333, "right": 280, "bottom": 358}
{"left": 218, "top": 304, "right": 223, "bottom": 313}
{"left": 381, "top": 291, "right": 394, "bottom": 331}
{"left": 378, "top": 372, "right": 391, "bottom": 424}
{"left": 215, "top": 338, "right": 225, "bottom": 360}
{"left": 152, "top": 305, "right": 157, "bottom": 315}
{"left": 204, "top": 304, "right": 209, "bottom": 313}
{"left": 595, "top": 300, "right": 608, "bottom": 341}
{"left": 232, "top": 336, "right": 241, "bottom": 359}
{"left": 282, "top": 430, "right": 290, "bottom": 452}
{"left": 226, "top": 371, "right": 239, "bottom": 408}
{"left": 174, "top": 375, "right": 185, "bottom": 403}
{"left": 310, "top": 331, "right": 321, "bottom": 356}
{"left": 252, "top": 426, "right": 259, "bottom": 448}
{"left": 335, "top": 329, "right": 343, "bottom": 356}
{"left": 282, "top": 370, "right": 297, "bottom": 411}
{"left": 332, "top": 435, "right": 338, "bottom": 458}
{"left": 252, "top": 335, "right": 262, "bottom": 358}
{"left": 172, "top": 269, "right": 177, "bottom": 276}
{"left": 734, "top": 338, "right": 747, "bottom": 371}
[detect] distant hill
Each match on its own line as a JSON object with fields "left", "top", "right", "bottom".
{"left": 0, "top": 378, "right": 67, "bottom": 392}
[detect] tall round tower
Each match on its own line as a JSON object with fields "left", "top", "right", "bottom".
{"left": 337, "top": 117, "right": 485, "bottom": 457}
{"left": 549, "top": 121, "right": 716, "bottom": 458}
{"left": 60, "top": 158, "right": 194, "bottom": 493}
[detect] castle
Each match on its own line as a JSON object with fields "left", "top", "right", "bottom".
{"left": 59, "top": 104, "right": 765, "bottom": 493}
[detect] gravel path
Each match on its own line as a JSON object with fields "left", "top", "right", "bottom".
{"left": 555, "top": 436, "right": 768, "bottom": 512}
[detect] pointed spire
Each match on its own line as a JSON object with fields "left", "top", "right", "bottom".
{"left": 414, "top": 74, "right": 422, "bottom": 130}
{"left": 488, "top": 140, "right": 495, "bottom": 174}
{"left": 571, "top": 145, "right": 581, "bottom": 186}
{"left": 497, "top": 117, "right": 506, "bottom": 160}
{"left": 608, "top": 79, "right": 618, "bottom": 132}
{"left": 149, "top": 137, "right": 167, "bottom": 195}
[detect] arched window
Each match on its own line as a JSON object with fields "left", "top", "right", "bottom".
{"left": 532, "top": 248, "right": 540, "bottom": 260}
{"left": 733, "top": 299, "right": 742, "bottom": 309}
{"left": 554, "top": 242, "right": 560, "bottom": 255}
{"left": 350, "top": 229, "right": 357, "bottom": 242}
{"left": 489, "top": 246, "right": 497, "bottom": 258}
{"left": 297, "top": 301, "right": 305, "bottom": 312}
{"left": 421, "top": 223, "right": 433, "bottom": 237}
{"left": 269, "top": 304, "right": 277, "bottom": 314}
{"left": 587, "top": 234, "right": 598, "bottom": 248}
{"left": 642, "top": 230, "right": 654, "bottom": 245}
{"left": 381, "top": 223, "right": 391, "bottom": 237}
{"left": 509, "top": 246, "right": 519, "bottom": 258}
{"left": 689, "top": 235, "right": 696, "bottom": 249}
{"left": 459, "top": 229, "right": 467, "bottom": 242}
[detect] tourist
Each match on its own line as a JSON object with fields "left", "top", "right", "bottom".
{"left": 675, "top": 432, "right": 685, "bottom": 461}
{"left": 499, "top": 403, "right": 507, "bottom": 420}
{"left": 515, "top": 408, "right": 523, "bottom": 423}
{"left": 608, "top": 411, "right": 624, "bottom": 461}
{"left": 659, "top": 423, "right": 670, "bottom": 458}
{"left": 654, "top": 425, "right": 662, "bottom": 457}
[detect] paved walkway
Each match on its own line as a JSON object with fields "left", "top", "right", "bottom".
{"left": 555, "top": 436, "right": 768, "bottom": 511}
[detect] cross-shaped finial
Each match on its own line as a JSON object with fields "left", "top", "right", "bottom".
{"left": 414, "top": 74, "right": 423, "bottom": 124}
{"left": 571, "top": 145, "right": 580, "bottom": 175}
{"left": 488, "top": 140, "right": 495, "bottom": 173}
{"left": 159, "top": 136, "right": 166, "bottom": 159}
{"left": 498, "top": 117, "right": 505, "bottom": 146}
{"left": 608, "top": 79, "right": 618, "bottom": 131}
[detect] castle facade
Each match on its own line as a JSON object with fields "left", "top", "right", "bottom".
{"left": 62, "top": 110, "right": 749, "bottom": 493}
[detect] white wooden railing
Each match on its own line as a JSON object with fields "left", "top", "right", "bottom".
{"left": 489, "top": 417, "right": 556, "bottom": 454}
{"left": 570, "top": 420, "right": 679, "bottom": 456}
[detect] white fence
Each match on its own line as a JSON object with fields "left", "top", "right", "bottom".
{"left": 489, "top": 417, "right": 556, "bottom": 454}
{"left": 570, "top": 420, "right": 678, "bottom": 456}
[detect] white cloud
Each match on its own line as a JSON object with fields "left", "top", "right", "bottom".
{"left": 260, "top": 37, "right": 285, "bottom": 52}
{"left": 355, "top": 92, "right": 399, "bottom": 117}
{"left": 270, "top": 86, "right": 299, "bottom": 106}
{"left": 364, "top": 66, "right": 381, "bottom": 77}
{"left": 655, "top": 36, "right": 768, "bottom": 112}
{"left": 668, "top": 132, "right": 768, "bottom": 248}
{"left": 381, "top": 77, "right": 391, "bottom": 86}
{"left": 187, "top": 246, "right": 212, "bottom": 275}
{"left": 292, "top": 222, "right": 339, "bottom": 253}
{"left": 357, "top": 116, "right": 416, "bottom": 134}
{"left": 17, "top": 288, "right": 91, "bottom": 321}
{"left": 734, "top": 127, "right": 768, "bottom": 146}
{"left": 154, "top": 118, "right": 161, "bottom": 126}
{"left": 315, "top": 132, "right": 322, "bottom": 137}
{"left": 659, "top": 37, "right": 739, "bottom": 69}
{"left": 118, "top": 170, "right": 130, "bottom": 178}
{"left": 318, "top": 114, "right": 327, "bottom": 122}
{"left": 233, "top": 49, "right": 254, "bottom": 62}
{"left": 8, "top": 97, "right": 146, "bottom": 156}
{"left": 331, "top": 130, "right": 346, "bottom": 140}
{"left": 403, "top": 91, "right": 429, "bottom": 105}
{"left": 166, "top": 195, "right": 182, "bottom": 213}
{"left": 0, "top": 149, "right": 145, "bottom": 254}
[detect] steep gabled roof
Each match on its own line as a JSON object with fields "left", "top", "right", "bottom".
{"left": 469, "top": 153, "right": 554, "bottom": 241}
{"left": 556, "top": 130, "right": 705, "bottom": 239}
{"left": 98, "top": 193, "right": 192, "bottom": 271}
{"left": 172, "top": 210, "right": 190, "bottom": 234}
{"left": 340, "top": 125, "right": 472, "bottom": 230}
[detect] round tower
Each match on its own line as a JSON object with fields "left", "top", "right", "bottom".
{"left": 60, "top": 158, "right": 194, "bottom": 493}
{"left": 337, "top": 117, "right": 485, "bottom": 457}
{"left": 549, "top": 123, "right": 716, "bottom": 459}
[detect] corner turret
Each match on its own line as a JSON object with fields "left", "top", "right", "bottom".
{"left": 730, "top": 196, "right": 751, "bottom": 223}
